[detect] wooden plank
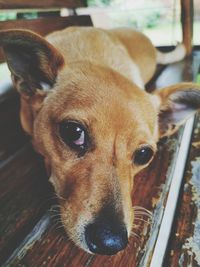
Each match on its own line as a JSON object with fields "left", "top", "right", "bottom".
{"left": 0, "top": 85, "right": 52, "bottom": 264}
{"left": 0, "top": 15, "right": 92, "bottom": 63}
{"left": 150, "top": 118, "right": 195, "bottom": 267}
{"left": 0, "top": 0, "right": 87, "bottom": 9}
{"left": 141, "top": 55, "right": 200, "bottom": 267}
{"left": 0, "top": 15, "right": 92, "bottom": 35}
{"left": 163, "top": 53, "right": 200, "bottom": 267}
{"left": 164, "top": 112, "right": 200, "bottom": 267}
{"left": 181, "top": 0, "right": 194, "bottom": 56}
{"left": 0, "top": 89, "right": 28, "bottom": 164}
{"left": 0, "top": 145, "right": 53, "bottom": 265}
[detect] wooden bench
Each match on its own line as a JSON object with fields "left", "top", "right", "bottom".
{"left": 1, "top": 1, "right": 200, "bottom": 266}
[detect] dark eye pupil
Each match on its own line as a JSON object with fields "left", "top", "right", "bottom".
{"left": 68, "top": 126, "right": 82, "bottom": 141}
{"left": 59, "top": 121, "right": 88, "bottom": 154}
{"left": 134, "top": 146, "right": 153, "bottom": 165}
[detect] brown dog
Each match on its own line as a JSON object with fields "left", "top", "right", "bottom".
{"left": 0, "top": 27, "right": 200, "bottom": 255}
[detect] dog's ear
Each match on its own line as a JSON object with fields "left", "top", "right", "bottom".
{"left": 152, "top": 83, "right": 200, "bottom": 137}
{"left": 0, "top": 29, "right": 64, "bottom": 96}
{"left": 0, "top": 29, "right": 64, "bottom": 134}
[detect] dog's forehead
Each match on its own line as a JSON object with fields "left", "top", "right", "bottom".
{"left": 43, "top": 64, "right": 157, "bottom": 133}
{"left": 50, "top": 64, "right": 150, "bottom": 107}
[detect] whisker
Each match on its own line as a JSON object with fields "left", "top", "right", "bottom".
{"left": 134, "top": 218, "right": 151, "bottom": 224}
{"left": 49, "top": 204, "right": 61, "bottom": 209}
{"left": 130, "top": 231, "right": 141, "bottom": 245}
{"left": 134, "top": 210, "right": 152, "bottom": 215}
{"left": 53, "top": 192, "right": 67, "bottom": 201}
{"left": 130, "top": 232, "right": 140, "bottom": 238}
{"left": 55, "top": 225, "right": 66, "bottom": 231}
{"left": 49, "top": 209, "right": 60, "bottom": 214}
{"left": 134, "top": 214, "right": 152, "bottom": 219}
{"left": 133, "top": 206, "right": 152, "bottom": 215}
{"left": 50, "top": 215, "right": 60, "bottom": 222}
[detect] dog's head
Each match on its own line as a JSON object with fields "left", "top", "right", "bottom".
{"left": 1, "top": 29, "right": 200, "bottom": 255}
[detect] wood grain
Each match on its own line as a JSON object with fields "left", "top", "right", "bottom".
{"left": 0, "top": 145, "right": 54, "bottom": 265}
{"left": 0, "top": 0, "right": 86, "bottom": 9}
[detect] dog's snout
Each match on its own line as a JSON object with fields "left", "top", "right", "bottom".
{"left": 85, "top": 217, "right": 128, "bottom": 255}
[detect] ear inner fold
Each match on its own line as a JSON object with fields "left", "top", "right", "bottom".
{"left": 154, "top": 83, "right": 200, "bottom": 137}
{"left": 0, "top": 29, "right": 64, "bottom": 96}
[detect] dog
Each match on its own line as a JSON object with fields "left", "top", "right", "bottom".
{"left": 0, "top": 27, "right": 200, "bottom": 255}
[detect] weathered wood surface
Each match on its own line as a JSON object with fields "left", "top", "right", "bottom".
{"left": 0, "top": 89, "right": 28, "bottom": 164}
{"left": 0, "top": 88, "right": 53, "bottom": 264}
{"left": 0, "top": 53, "right": 199, "bottom": 266}
{"left": 0, "top": 15, "right": 93, "bottom": 63}
{"left": 164, "top": 112, "right": 200, "bottom": 267}
{"left": 0, "top": 146, "right": 54, "bottom": 265}
{"left": 164, "top": 52, "right": 200, "bottom": 267}
{"left": 0, "top": 0, "right": 86, "bottom": 9}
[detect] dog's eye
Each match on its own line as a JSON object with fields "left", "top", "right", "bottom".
{"left": 59, "top": 121, "right": 89, "bottom": 154}
{"left": 133, "top": 146, "right": 154, "bottom": 165}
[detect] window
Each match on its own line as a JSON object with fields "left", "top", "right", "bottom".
{"left": 77, "top": 0, "right": 182, "bottom": 46}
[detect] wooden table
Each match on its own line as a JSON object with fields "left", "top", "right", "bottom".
{"left": 1, "top": 51, "right": 200, "bottom": 267}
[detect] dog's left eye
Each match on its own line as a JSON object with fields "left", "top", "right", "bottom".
{"left": 59, "top": 121, "right": 89, "bottom": 154}
{"left": 133, "top": 145, "right": 154, "bottom": 165}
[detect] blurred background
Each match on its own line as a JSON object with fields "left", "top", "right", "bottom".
{"left": 0, "top": 0, "right": 199, "bottom": 87}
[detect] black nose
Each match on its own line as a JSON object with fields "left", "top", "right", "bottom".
{"left": 85, "top": 220, "right": 128, "bottom": 255}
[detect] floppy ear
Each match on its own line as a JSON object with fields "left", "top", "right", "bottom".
{"left": 153, "top": 82, "right": 200, "bottom": 137}
{"left": 0, "top": 29, "right": 64, "bottom": 134}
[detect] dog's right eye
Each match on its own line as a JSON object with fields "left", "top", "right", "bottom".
{"left": 59, "top": 121, "right": 89, "bottom": 155}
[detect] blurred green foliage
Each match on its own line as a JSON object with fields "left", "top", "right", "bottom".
{"left": 0, "top": 12, "right": 16, "bottom": 21}
{"left": 110, "top": 8, "right": 164, "bottom": 29}
{"left": 0, "top": 11, "right": 38, "bottom": 21}
{"left": 87, "top": 0, "right": 165, "bottom": 29}
{"left": 87, "top": 0, "right": 112, "bottom": 6}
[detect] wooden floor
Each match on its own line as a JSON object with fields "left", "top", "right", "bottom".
{"left": 1, "top": 52, "right": 200, "bottom": 267}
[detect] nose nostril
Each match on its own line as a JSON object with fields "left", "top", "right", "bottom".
{"left": 85, "top": 222, "right": 128, "bottom": 255}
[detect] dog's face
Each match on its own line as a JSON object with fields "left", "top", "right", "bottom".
{"left": 33, "top": 63, "right": 158, "bottom": 253}
{"left": 1, "top": 29, "right": 200, "bottom": 255}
